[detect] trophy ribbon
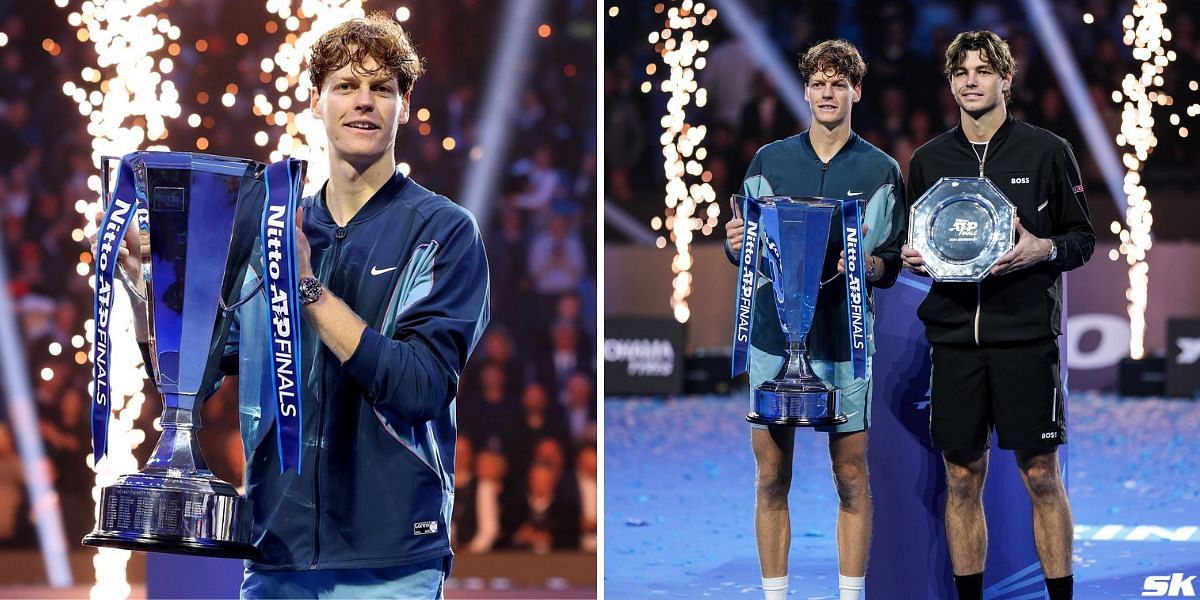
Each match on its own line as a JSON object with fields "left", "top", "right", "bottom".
{"left": 840, "top": 199, "right": 868, "bottom": 380}
{"left": 730, "top": 195, "right": 762, "bottom": 377}
{"left": 91, "top": 155, "right": 141, "bottom": 465}
{"left": 262, "top": 159, "right": 307, "bottom": 473}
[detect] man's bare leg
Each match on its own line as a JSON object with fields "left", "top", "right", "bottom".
{"left": 944, "top": 449, "right": 989, "bottom": 599}
{"left": 1015, "top": 447, "right": 1073, "bottom": 599}
{"left": 753, "top": 426, "right": 795, "bottom": 581}
{"left": 830, "top": 430, "right": 870, "bottom": 599}
{"left": 829, "top": 431, "right": 871, "bottom": 576}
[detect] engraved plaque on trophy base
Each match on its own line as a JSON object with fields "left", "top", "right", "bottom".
{"left": 83, "top": 474, "right": 256, "bottom": 559}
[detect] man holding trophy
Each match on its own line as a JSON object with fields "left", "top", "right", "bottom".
{"left": 725, "top": 40, "right": 905, "bottom": 600}
{"left": 901, "top": 31, "right": 1094, "bottom": 600}
{"left": 92, "top": 14, "right": 489, "bottom": 599}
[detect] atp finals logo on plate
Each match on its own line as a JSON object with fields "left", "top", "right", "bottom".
{"left": 948, "top": 217, "right": 980, "bottom": 242}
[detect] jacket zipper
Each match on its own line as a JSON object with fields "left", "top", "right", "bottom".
{"left": 972, "top": 142, "right": 988, "bottom": 345}
{"left": 309, "top": 387, "right": 326, "bottom": 568}
{"left": 973, "top": 282, "right": 982, "bottom": 345}
{"left": 819, "top": 162, "right": 828, "bottom": 194}
{"left": 309, "top": 224, "right": 347, "bottom": 568}
{"left": 974, "top": 141, "right": 988, "bottom": 176}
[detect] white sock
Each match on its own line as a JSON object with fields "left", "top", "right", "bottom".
{"left": 839, "top": 574, "right": 865, "bottom": 600}
{"left": 762, "top": 575, "right": 788, "bottom": 600}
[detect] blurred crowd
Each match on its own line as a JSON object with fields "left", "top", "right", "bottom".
{"left": 0, "top": 0, "right": 597, "bottom": 554}
{"left": 606, "top": 0, "right": 1200, "bottom": 242}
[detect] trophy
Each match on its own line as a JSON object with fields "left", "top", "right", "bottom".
{"left": 908, "top": 177, "right": 1015, "bottom": 282}
{"left": 83, "top": 151, "right": 299, "bottom": 558}
{"left": 734, "top": 196, "right": 864, "bottom": 427}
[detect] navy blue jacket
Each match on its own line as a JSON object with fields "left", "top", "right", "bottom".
{"left": 227, "top": 169, "right": 490, "bottom": 570}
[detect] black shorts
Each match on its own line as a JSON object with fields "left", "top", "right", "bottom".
{"left": 929, "top": 338, "right": 1066, "bottom": 452}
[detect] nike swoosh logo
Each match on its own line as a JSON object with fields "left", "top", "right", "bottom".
{"left": 370, "top": 266, "right": 398, "bottom": 276}
{"left": 1037, "top": 200, "right": 1048, "bottom": 211}
{"left": 844, "top": 411, "right": 860, "bottom": 418}
{"left": 847, "top": 191, "right": 862, "bottom": 197}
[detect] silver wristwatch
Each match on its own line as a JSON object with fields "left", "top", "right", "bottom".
{"left": 298, "top": 276, "right": 324, "bottom": 305}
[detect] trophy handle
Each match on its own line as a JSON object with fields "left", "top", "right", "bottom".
{"left": 220, "top": 273, "right": 265, "bottom": 314}
{"left": 116, "top": 266, "right": 149, "bottom": 304}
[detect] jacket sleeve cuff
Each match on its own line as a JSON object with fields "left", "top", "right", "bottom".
{"left": 872, "top": 253, "right": 902, "bottom": 289}
{"left": 343, "top": 326, "right": 389, "bottom": 400}
{"left": 724, "top": 238, "right": 738, "bottom": 265}
{"left": 1045, "top": 236, "right": 1066, "bottom": 270}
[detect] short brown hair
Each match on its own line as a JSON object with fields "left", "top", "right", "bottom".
{"left": 308, "top": 12, "right": 425, "bottom": 94}
{"left": 797, "top": 39, "right": 867, "bottom": 88}
{"left": 944, "top": 30, "right": 1017, "bottom": 102}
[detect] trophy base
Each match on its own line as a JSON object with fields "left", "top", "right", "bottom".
{"left": 747, "top": 379, "right": 847, "bottom": 427}
{"left": 82, "top": 531, "right": 257, "bottom": 559}
{"left": 83, "top": 474, "right": 258, "bottom": 559}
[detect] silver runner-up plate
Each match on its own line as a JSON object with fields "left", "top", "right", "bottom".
{"left": 908, "top": 177, "right": 1015, "bottom": 282}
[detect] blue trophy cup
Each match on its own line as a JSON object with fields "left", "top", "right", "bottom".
{"left": 83, "top": 151, "right": 279, "bottom": 558}
{"left": 746, "top": 197, "right": 848, "bottom": 427}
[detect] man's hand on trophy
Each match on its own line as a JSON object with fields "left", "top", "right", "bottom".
{"left": 89, "top": 212, "right": 148, "bottom": 296}
{"left": 990, "top": 216, "right": 1052, "bottom": 276}
{"left": 725, "top": 218, "right": 745, "bottom": 253}
{"left": 836, "top": 224, "right": 871, "bottom": 276}
{"left": 900, "top": 244, "right": 929, "bottom": 276}
{"left": 295, "top": 206, "right": 314, "bottom": 279}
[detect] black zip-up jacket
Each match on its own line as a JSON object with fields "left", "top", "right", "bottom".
{"left": 907, "top": 116, "right": 1094, "bottom": 345}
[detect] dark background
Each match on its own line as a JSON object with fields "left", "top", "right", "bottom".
{"left": 0, "top": 0, "right": 597, "bottom": 567}
{"left": 605, "top": 0, "right": 1200, "bottom": 245}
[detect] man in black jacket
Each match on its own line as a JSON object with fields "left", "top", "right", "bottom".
{"left": 900, "top": 31, "right": 1093, "bottom": 600}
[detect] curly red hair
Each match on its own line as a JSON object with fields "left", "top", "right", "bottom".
{"left": 797, "top": 39, "right": 867, "bottom": 87}
{"left": 308, "top": 12, "right": 425, "bottom": 94}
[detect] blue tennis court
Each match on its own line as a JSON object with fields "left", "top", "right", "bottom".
{"left": 604, "top": 393, "right": 1200, "bottom": 598}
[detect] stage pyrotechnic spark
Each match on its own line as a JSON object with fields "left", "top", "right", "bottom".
{"left": 647, "top": 0, "right": 717, "bottom": 324}
{"left": 260, "top": 0, "right": 368, "bottom": 194}
{"left": 1113, "top": 0, "right": 1172, "bottom": 359}
{"left": 60, "top": 1, "right": 176, "bottom": 597}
